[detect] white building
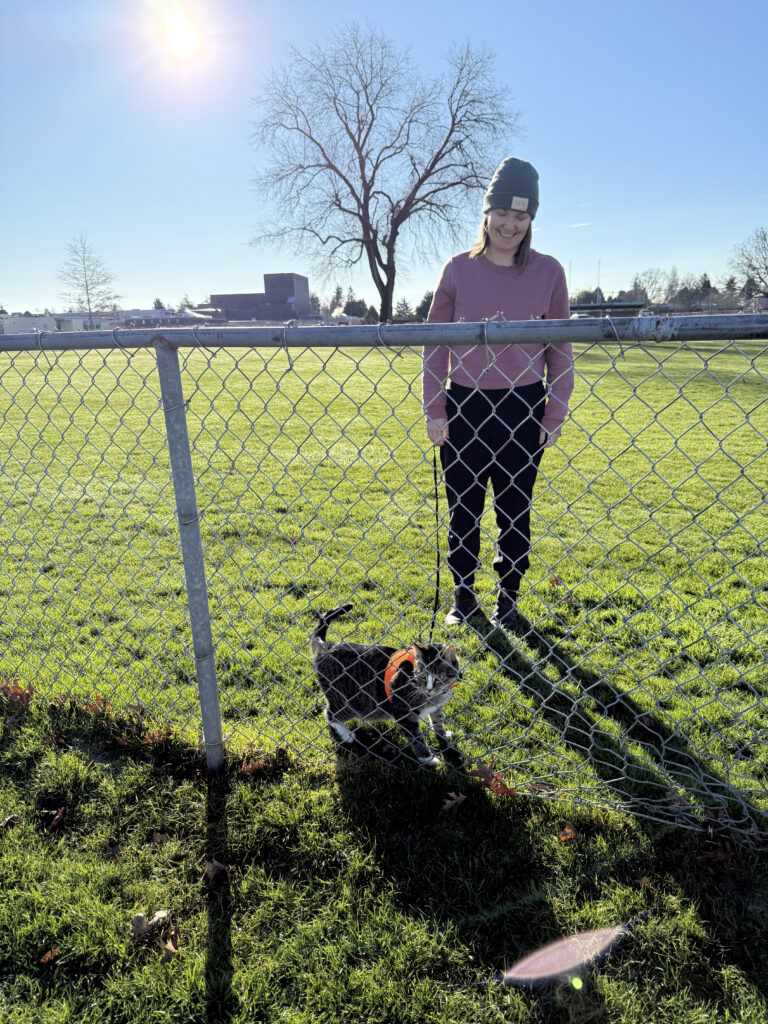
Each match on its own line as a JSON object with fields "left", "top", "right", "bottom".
{"left": 0, "top": 312, "right": 93, "bottom": 334}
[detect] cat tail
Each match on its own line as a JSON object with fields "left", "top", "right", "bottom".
{"left": 310, "top": 603, "right": 354, "bottom": 657}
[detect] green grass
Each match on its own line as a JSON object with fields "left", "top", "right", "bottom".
{"left": 1, "top": 340, "right": 767, "bottom": 835}
{"left": 2, "top": 694, "right": 767, "bottom": 1023}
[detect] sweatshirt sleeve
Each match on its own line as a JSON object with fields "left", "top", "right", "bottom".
{"left": 421, "top": 260, "right": 455, "bottom": 421}
{"left": 541, "top": 262, "right": 575, "bottom": 435}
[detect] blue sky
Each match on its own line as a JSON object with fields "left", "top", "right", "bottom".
{"left": 2, "top": 0, "right": 766, "bottom": 313}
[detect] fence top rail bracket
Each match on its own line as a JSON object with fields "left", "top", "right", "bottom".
{"left": 1, "top": 314, "right": 767, "bottom": 353}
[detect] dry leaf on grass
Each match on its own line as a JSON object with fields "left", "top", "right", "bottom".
{"left": 41, "top": 732, "right": 70, "bottom": 749}
{"left": 39, "top": 947, "right": 60, "bottom": 965}
{"left": 441, "top": 791, "right": 467, "bottom": 813}
{"left": 151, "top": 831, "right": 170, "bottom": 847}
{"left": 46, "top": 808, "right": 64, "bottom": 832}
{"left": 131, "top": 909, "right": 171, "bottom": 940}
{"left": 558, "top": 822, "right": 577, "bottom": 842}
{"left": 696, "top": 847, "right": 734, "bottom": 863}
{"left": 204, "top": 858, "right": 237, "bottom": 885}
{"left": 159, "top": 929, "right": 179, "bottom": 963}
{"left": 529, "top": 782, "right": 559, "bottom": 796}
{"left": 470, "top": 759, "right": 517, "bottom": 796}
{"left": 0, "top": 680, "right": 36, "bottom": 710}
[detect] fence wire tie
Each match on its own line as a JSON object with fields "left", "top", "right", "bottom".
{"left": 177, "top": 510, "right": 201, "bottom": 526}
{"left": 34, "top": 329, "right": 55, "bottom": 369}
{"left": 281, "top": 324, "right": 295, "bottom": 372}
{"left": 479, "top": 318, "right": 491, "bottom": 377}
{"left": 111, "top": 327, "right": 132, "bottom": 358}
{"left": 606, "top": 316, "right": 626, "bottom": 360}
{"left": 159, "top": 399, "right": 191, "bottom": 413}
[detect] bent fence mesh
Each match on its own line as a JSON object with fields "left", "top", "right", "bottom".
{"left": 1, "top": 325, "right": 767, "bottom": 838}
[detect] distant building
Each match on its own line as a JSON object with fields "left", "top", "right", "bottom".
{"left": 0, "top": 308, "right": 202, "bottom": 334}
{"left": 0, "top": 312, "right": 92, "bottom": 333}
{"left": 210, "top": 273, "right": 310, "bottom": 321}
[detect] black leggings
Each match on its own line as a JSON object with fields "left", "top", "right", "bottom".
{"left": 439, "top": 381, "right": 545, "bottom": 595}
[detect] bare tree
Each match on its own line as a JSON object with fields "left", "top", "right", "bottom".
{"left": 633, "top": 267, "right": 667, "bottom": 305}
{"left": 59, "top": 232, "right": 121, "bottom": 328}
{"left": 251, "top": 24, "right": 520, "bottom": 321}
{"left": 731, "top": 227, "right": 768, "bottom": 295}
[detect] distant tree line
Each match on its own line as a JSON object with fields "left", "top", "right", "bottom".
{"left": 575, "top": 261, "right": 762, "bottom": 314}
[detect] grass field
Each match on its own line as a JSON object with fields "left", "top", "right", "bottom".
{"left": 1, "top": 691, "right": 768, "bottom": 1024}
{"left": 1, "top": 339, "right": 767, "bottom": 834}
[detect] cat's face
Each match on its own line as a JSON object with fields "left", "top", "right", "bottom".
{"left": 412, "top": 644, "right": 461, "bottom": 695}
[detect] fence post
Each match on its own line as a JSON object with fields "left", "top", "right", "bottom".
{"left": 154, "top": 337, "right": 224, "bottom": 774}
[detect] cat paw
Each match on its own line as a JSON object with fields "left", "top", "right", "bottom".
{"left": 417, "top": 754, "right": 442, "bottom": 767}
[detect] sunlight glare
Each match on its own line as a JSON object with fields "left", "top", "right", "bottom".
{"left": 162, "top": 8, "right": 202, "bottom": 60}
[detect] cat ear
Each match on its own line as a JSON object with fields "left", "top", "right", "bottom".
{"left": 411, "top": 645, "right": 426, "bottom": 669}
{"left": 442, "top": 644, "right": 458, "bottom": 664}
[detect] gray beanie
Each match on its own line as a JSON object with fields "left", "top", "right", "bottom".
{"left": 483, "top": 157, "right": 539, "bottom": 218}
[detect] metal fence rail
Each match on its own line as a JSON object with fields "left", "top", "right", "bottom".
{"left": 1, "top": 316, "right": 767, "bottom": 836}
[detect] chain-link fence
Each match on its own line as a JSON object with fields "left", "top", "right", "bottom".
{"left": 2, "top": 318, "right": 767, "bottom": 838}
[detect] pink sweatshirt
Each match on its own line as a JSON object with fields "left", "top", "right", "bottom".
{"left": 422, "top": 250, "right": 574, "bottom": 434}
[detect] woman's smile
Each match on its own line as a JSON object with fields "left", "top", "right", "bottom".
{"left": 486, "top": 208, "right": 532, "bottom": 264}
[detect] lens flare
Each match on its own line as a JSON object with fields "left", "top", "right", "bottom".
{"left": 162, "top": 9, "right": 201, "bottom": 59}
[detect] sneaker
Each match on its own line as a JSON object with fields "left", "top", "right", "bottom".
{"left": 491, "top": 591, "right": 520, "bottom": 629}
{"left": 444, "top": 587, "right": 478, "bottom": 626}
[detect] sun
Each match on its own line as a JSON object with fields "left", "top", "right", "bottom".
{"left": 162, "top": 8, "right": 202, "bottom": 60}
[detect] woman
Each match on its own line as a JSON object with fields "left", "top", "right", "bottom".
{"left": 422, "top": 156, "right": 574, "bottom": 628}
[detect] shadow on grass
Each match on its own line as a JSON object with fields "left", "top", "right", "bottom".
{"left": 205, "top": 771, "right": 236, "bottom": 1024}
{"left": 471, "top": 614, "right": 768, "bottom": 1001}
{"left": 474, "top": 612, "right": 768, "bottom": 834}
{"left": 335, "top": 750, "right": 768, "bottom": 1015}
{"left": 335, "top": 755, "right": 614, "bottom": 1020}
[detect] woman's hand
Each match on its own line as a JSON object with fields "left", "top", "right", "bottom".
{"left": 427, "top": 419, "right": 449, "bottom": 445}
{"left": 539, "top": 427, "right": 561, "bottom": 448}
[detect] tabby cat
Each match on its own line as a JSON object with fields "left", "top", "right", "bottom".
{"left": 311, "top": 604, "right": 460, "bottom": 765}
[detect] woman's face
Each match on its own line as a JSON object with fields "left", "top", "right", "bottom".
{"left": 485, "top": 208, "right": 532, "bottom": 264}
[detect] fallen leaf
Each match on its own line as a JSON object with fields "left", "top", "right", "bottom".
{"left": 151, "top": 831, "right": 170, "bottom": 847}
{"left": 238, "top": 755, "right": 269, "bottom": 777}
{"left": 46, "top": 808, "right": 64, "bottom": 832}
{"left": 696, "top": 848, "right": 734, "bottom": 863}
{"left": 0, "top": 679, "right": 36, "bottom": 710}
{"left": 637, "top": 875, "right": 651, "bottom": 887}
{"left": 549, "top": 577, "right": 562, "bottom": 586}
{"left": 39, "top": 947, "right": 60, "bottom": 965}
{"left": 131, "top": 909, "right": 171, "bottom": 940}
{"left": 441, "top": 791, "right": 467, "bottom": 812}
{"left": 558, "top": 822, "right": 577, "bottom": 842}
{"left": 470, "top": 759, "right": 517, "bottom": 796}
{"left": 204, "top": 858, "right": 235, "bottom": 885}
{"left": 529, "top": 782, "right": 558, "bottom": 796}
{"left": 41, "top": 732, "right": 69, "bottom": 749}
{"left": 0, "top": 814, "right": 21, "bottom": 830}
{"left": 83, "top": 694, "right": 113, "bottom": 719}
{"left": 159, "top": 935, "right": 178, "bottom": 963}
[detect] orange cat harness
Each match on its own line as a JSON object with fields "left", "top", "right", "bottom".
{"left": 383, "top": 647, "right": 419, "bottom": 702}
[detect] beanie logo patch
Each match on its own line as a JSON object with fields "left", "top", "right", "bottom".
{"left": 510, "top": 196, "right": 529, "bottom": 212}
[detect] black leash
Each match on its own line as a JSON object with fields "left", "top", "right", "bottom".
{"left": 427, "top": 445, "right": 441, "bottom": 643}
